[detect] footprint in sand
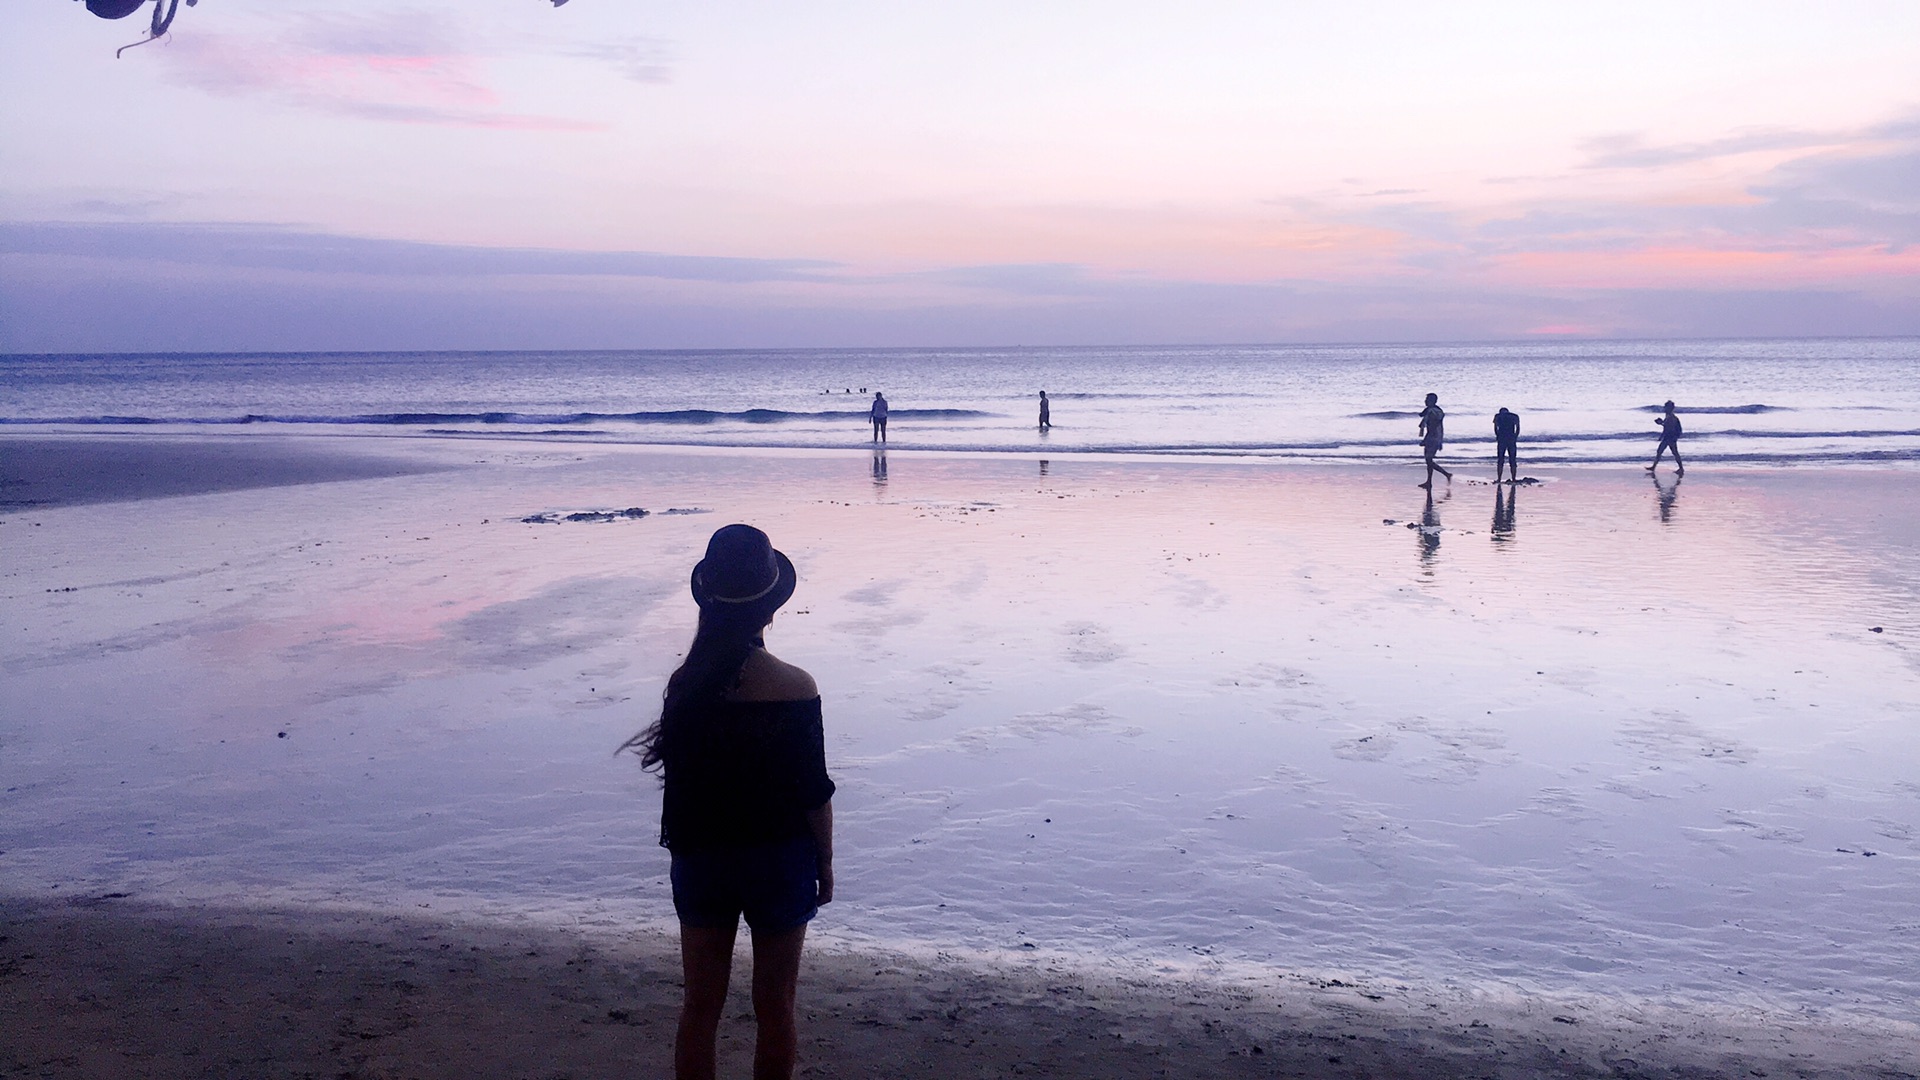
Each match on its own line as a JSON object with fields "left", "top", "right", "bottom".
{"left": 1061, "top": 621, "right": 1126, "bottom": 665}
{"left": 949, "top": 703, "right": 1142, "bottom": 753}
{"left": 843, "top": 579, "right": 906, "bottom": 606}
{"left": 1393, "top": 716, "right": 1514, "bottom": 782}
{"left": 1616, "top": 709, "right": 1754, "bottom": 764}
{"left": 1332, "top": 731, "right": 1395, "bottom": 762}
{"left": 833, "top": 578, "right": 928, "bottom": 637}
{"left": 889, "top": 661, "right": 985, "bottom": 722}
{"left": 1219, "top": 662, "right": 1314, "bottom": 690}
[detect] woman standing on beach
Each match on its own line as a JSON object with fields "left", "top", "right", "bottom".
{"left": 622, "top": 524, "right": 835, "bottom": 1080}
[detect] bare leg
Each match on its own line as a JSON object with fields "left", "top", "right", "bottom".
{"left": 677, "top": 923, "right": 739, "bottom": 1080}
{"left": 750, "top": 924, "right": 808, "bottom": 1080}
{"left": 1672, "top": 445, "right": 1684, "bottom": 475}
{"left": 1647, "top": 444, "right": 1666, "bottom": 471}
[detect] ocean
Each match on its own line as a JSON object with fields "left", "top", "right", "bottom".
{"left": 5, "top": 337, "right": 1919, "bottom": 465}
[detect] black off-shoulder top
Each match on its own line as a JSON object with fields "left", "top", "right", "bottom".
{"left": 659, "top": 696, "right": 835, "bottom": 851}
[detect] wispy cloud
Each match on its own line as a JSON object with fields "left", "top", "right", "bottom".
{"left": 1329, "top": 117, "right": 1920, "bottom": 286}
{"left": 0, "top": 222, "right": 835, "bottom": 283}
{"left": 1580, "top": 114, "right": 1920, "bottom": 169}
{"left": 566, "top": 37, "right": 673, "bottom": 85}
{"left": 1580, "top": 128, "right": 1849, "bottom": 169}
{"left": 5, "top": 220, "right": 1918, "bottom": 351}
{"left": 160, "top": 11, "right": 604, "bottom": 131}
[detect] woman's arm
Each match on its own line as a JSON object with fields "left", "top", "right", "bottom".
{"left": 806, "top": 801, "right": 834, "bottom": 905}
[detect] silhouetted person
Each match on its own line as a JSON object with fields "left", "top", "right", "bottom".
{"left": 869, "top": 392, "right": 888, "bottom": 443}
{"left": 620, "top": 524, "right": 835, "bottom": 1080}
{"left": 1491, "top": 482, "right": 1516, "bottom": 544}
{"left": 1493, "top": 406, "right": 1520, "bottom": 483}
{"left": 1648, "top": 400, "right": 1683, "bottom": 475}
{"left": 1417, "top": 392, "right": 1452, "bottom": 488}
{"left": 1038, "top": 390, "right": 1051, "bottom": 431}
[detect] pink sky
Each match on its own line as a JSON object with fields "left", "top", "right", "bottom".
{"left": 2, "top": 1, "right": 1917, "bottom": 349}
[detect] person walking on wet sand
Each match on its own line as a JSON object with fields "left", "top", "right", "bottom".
{"left": 1038, "top": 390, "right": 1051, "bottom": 431}
{"left": 621, "top": 524, "right": 835, "bottom": 1080}
{"left": 1417, "top": 392, "right": 1453, "bottom": 488}
{"left": 1493, "top": 406, "right": 1520, "bottom": 483}
{"left": 1648, "top": 399, "right": 1684, "bottom": 475}
{"left": 869, "top": 391, "right": 888, "bottom": 443}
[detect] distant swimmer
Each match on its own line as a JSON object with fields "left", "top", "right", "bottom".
{"left": 869, "top": 391, "right": 888, "bottom": 443}
{"left": 1038, "top": 390, "right": 1051, "bottom": 431}
{"left": 1417, "top": 392, "right": 1453, "bottom": 488}
{"left": 1647, "top": 400, "right": 1684, "bottom": 475}
{"left": 1493, "top": 406, "right": 1520, "bottom": 483}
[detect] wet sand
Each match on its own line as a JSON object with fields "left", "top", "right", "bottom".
{"left": 7, "top": 897, "right": 1917, "bottom": 1079}
{"left": 2, "top": 433, "right": 1917, "bottom": 1078}
{"left": 0, "top": 434, "right": 451, "bottom": 511}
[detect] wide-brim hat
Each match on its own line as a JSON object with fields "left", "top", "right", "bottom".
{"left": 690, "top": 523, "right": 796, "bottom": 615}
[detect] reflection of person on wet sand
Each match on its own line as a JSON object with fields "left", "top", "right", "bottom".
{"left": 1652, "top": 472, "right": 1681, "bottom": 524}
{"left": 1493, "top": 407, "right": 1520, "bottom": 483}
{"left": 1417, "top": 393, "right": 1453, "bottom": 488}
{"left": 1038, "top": 391, "right": 1051, "bottom": 431}
{"left": 871, "top": 447, "right": 887, "bottom": 485}
{"left": 869, "top": 392, "right": 888, "bottom": 443}
{"left": 1417, "top": 486, "right": 1445, "bottom": 567}
{"left": 1648, "top": 400, "right": 1684, "bottom": 475}
{"left": 1491, "top": 482, "right": 1516, "bottom": 543}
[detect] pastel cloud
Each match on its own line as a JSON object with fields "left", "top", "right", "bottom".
{"left": 1316, "top": 120, "right": 1920, "bottom": 291}
{"left": 0, "top": 222, "right": 833, "bottom": 284}
{"left": 157, "top": 12, "right": 604, "bottom": 131}
{"left": 6, "top": 218, "right": 1917, "bottom": 353}
{"left": 1579, "top": 114, "right": 1920, "bottom": 170}
{"left": 564, "top": 38, "right": 674, "bottom": 85}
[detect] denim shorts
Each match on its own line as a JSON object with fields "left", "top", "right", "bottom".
{"left": 670, "top": 834, "right": 820, "bottom": 934}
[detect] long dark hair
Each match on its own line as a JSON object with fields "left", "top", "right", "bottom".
{"left": 619, "top": 604, "right": 768, "bottom": 770}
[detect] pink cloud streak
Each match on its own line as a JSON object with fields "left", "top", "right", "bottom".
{"left": 161, "top": 26, "right": 603, "bottom": 132}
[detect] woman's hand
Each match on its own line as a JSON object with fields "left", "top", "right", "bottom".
{"left": 806, "top": 801, "right": 834, "bottom": 905}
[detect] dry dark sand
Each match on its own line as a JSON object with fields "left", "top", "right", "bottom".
{"left": 0, "top": 435, "right": 450, "bottom": 512}
{"left": 4, "top": 898, "right": 1914, "bottom": 1080}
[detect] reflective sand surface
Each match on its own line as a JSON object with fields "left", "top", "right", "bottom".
{"left": 3, "top": 437, "right": 1916, "bottom": 1025}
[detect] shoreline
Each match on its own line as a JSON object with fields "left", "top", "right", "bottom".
{"left": 3, "top": 430, "right": 1914, "bottom": 518}
{"left": 7, "top": 424, "right": 1912, "bottom": 484}
{"left": 7, "top": 896, "right": 1917, "bottom": 1079}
